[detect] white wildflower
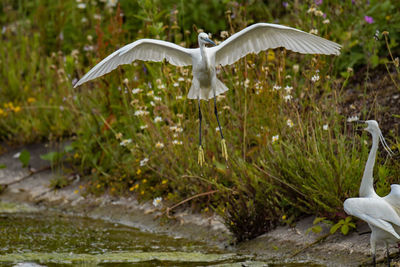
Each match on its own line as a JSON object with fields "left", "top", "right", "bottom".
{"left": 284, "top": 95, "right": 293, "bottom": 102}
{"left": 273, "top": 84, "right": 281, "bottom": 91}
{"left": 293, "top": 64, "right": 299, "bottom": 73}
{"left": 178, "top": 77, "right": 185, "bottom": 82}
{"left": 146, "top": 90, "right": 154, "bottom": 97}
{"left": 173, "top": 82, "right": 179, "bottom": 87}
{"left": 220, "top": 31, "right": 229, "bottom": 38}
{"left": 120, "top": 139, "right": 132, "bottom": 146}
{"left": 132, "top": 88, "right": 142, "bottom": 94}
{"left": 150, "top": 101, "right": 155, "bottom": 106}
{"left": 347, "top": 116, "right": 359, "bottom": 123}
{"left": 309, "top": 29, "right": 318, "bottom": 35}
{"left": 153, "top": 197, "right": 162, "bottom": 207}
{"left": 314, "top": 10, "right": 324, "bottom": 17}
{"left": 123, "top": 78, "right": 129, "bottom": 84}
{"left": 13, "top": 152, "right": 21, "bottom": 159}
{"left": 155, "top": 142, "right": 164, "bottom": 149}
{"left": 323, "top": 19, "right": 330, "bottom": 24}
{"left": 272, "top": 135, "right": 279, "bottom": 143}
{"left": 284, "top": 85, "right": 293, "bottom": 93}
{"left": 94, "top": 14, "right": 102, "bottom": 20}
{"left": 176, "top": 95, "right": 183, "bottom": 100}
{"left": 323, "top": 124, "right": 329, "bottom": 131}
{"left": 107, "top": 0, "right": 118, "bottom": 7}
{"left": 154, "top": 116, "right": 162, "bottom": 123}
{"left": 287, "top": 119, "right": 294, "bottom": 128}
{"left": 77, "top": 3, "right": 86, "bottom": 9}
{"left": 311, "top": 74, "right": 320, "bottom": 82}
{"left": 140, "top": 157, "right": 149, "bottom": 166}
{"left": 140, "top": 125, "right": 148, "bottom": 130}
{"left": 134, "top": 110, "right": 146, "bottom": 116}
{"left": 172, "top": 140, "right": 183, "bottom": 145}
{"left": 154, "top": 96, "right": 162, "bottom": 101}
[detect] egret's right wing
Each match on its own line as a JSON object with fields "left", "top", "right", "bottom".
{"left": 74, "top": 39, "right": 194, "bottom": 88}
{"left": 384, "top": 184, "right": 400, "bottom": 215}
{"left": 344, "top": 197, "right": 400, "bottom": 238}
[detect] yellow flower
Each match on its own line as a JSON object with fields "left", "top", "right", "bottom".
{"left": 73, "top": 153, "right": 80, "bottom": 159}
{"left": 141, "top": 190, "right": 144, "bottom": 195}
{"left": 136, "top": 169, "right": 142, "bottom": 175}
{"left": 134, "top": 184, "right": 139, "bottom": 190}
{"left": 0, "top": 109, "right": 4, "bottom": 116}
{"left": 282, "top": 215, "right": 287, "bottom": 220}
{"left": 129, "top": 186, "right": 135, "bottom": 191}
{"left": 74, "top": 189, "right": 79, "bottom": 194}
{"left": 267, "top": 50, "right": 275, "bottom": 61}
{"left": 142, "top": 178, "right": 147, "bottom": 183}
{"left": 162, "top": 179, "right": 168, "bottom": 185}
{"left": 96, "top": 184, "right": 101, "bottom": 188}
{"left": 13, "top": 106, "right": 21, "bottom": 113}
{"left": 27, "top": 97, "right": 36, "bottom": 103}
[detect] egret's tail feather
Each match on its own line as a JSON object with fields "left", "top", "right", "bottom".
{"left": 187, "top": 79, "right": 229, "bottom": 100}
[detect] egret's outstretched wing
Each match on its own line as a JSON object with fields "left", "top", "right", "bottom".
{"left": 384, "top": 184, "right": 400, "bottom": 215}
{"left": 74, "top": 39, "right": 194, "bottom": 87}
{"left": 211, "top": 23, "right": 341, "bottom": 67}
{"left": 344, "top": 197, "right": 400, "bottom": 239}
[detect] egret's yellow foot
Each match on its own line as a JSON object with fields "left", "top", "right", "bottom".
{"left": 221, "top": 139, "right": 228, "bottom": 161}
{"left": 198, "top": 145, "right": 205, "bottom": 166}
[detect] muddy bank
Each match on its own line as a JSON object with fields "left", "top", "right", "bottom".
{"left": 0, "top": 143, "right": 393, "bottom": 266}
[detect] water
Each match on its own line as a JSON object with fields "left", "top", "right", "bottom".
{"left": 0, "top": 203, "right": 319, "bottom": 266}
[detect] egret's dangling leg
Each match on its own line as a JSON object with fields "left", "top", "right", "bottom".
{"left": 197, "top": 97, "right": 205, "bottom": 166}
{"left": 213, "top": 93, "right": 228, "bottom": 161}
{"left": 386, "top": 244, "right": 390, "bottom": 267}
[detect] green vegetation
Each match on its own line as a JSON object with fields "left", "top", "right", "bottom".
{"left": 1, "top": 0, "right": 400, "bottom": 241}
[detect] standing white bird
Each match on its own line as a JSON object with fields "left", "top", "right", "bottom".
{"left": 343, "top": 120, "right": 397, "bottom": 267}
{"left": 74, "top": 23, "right": 342, "bottom": 165}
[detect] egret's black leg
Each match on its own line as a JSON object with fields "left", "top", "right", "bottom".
{"left": 197, "top": 97, "right": 205, "bottom": 166}
{"left": 214, "top": 96, "right": 224, "bottom": 139}
{"left": 198, "top": 98, "right": 202, "bottom": 147}
{"left": 386, "top": 246, "right": 390, "bottom": 267}
{"left": 373, "top": 253, "right": 376, "bottom": 267}
{"left": 213, "top": 94, "right": 228, "bottom": 161}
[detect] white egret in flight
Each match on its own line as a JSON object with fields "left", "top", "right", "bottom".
{"left": 74, "top": 23, "right": 341, "bottom": 165}
{"left": 343, "top": 120, "right": 397, "bottom": 267}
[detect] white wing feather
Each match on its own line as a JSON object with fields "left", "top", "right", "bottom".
{"left": 210, "top": 23, "right": 341, "bottom": 67}
{"left": 344, "top": 197, "right": 400, "bottom": 239}
{"left": 384, "top": 184, "right": 400, "bottom": 215}
{"left": 74, "top": 39, "right": 194, "bottom": 88}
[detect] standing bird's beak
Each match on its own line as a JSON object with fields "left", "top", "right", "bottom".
{"left": 205, "top": 38, "right": 217, "bottom": 46}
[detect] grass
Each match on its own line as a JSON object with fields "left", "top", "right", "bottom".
{"left": 1, "top": 0, "right": 400, "bottom": 241}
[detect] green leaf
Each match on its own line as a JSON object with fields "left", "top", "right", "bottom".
{"left": 345, "top": 216, "right": 352, "bottom": 223}
{"left": 19, "top": 150, "right": 30, "bottom": 168}
{"left": 40, "top": 152, "right": 60, "bottom": 162}
{"left": 311, "top": 225, "right": 322, "bottom": 234}
{"left": 330, "top": 222, "right": 342, "bottom": 234}
{"left": 313, "top": 217, "right": 326, "bottom": 225}
{"left": 341, "top": 224, "right": 349, "bottom": 235}
{"left": 0, "top": 164, "right": 6, "bottom": 169}
{"left": 63, "top": 145, "right": 73, "bottom": 153}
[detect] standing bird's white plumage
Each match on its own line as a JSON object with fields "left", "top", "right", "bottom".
{"left": 343, "top": 120, "right": 397, "bottom": 267}
{"left": 74, "top": 23, "right": 341, "bottom": 165}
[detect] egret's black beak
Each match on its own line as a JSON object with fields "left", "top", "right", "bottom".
{"left": 205, "top": 38, "right": 216, "bottom": 46}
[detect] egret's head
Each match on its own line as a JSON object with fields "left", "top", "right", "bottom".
{"left": 363, "top": 120, "right": 380, "bottom": 134}
{"left": 361, "top": 120, "right": 394, "bottom": 156}
{"left": 198, "top": 32, "right": 216, "bottom": 46}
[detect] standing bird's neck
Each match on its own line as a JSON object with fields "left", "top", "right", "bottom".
{"left": 360, "top": 131, "right": 379, "bottom": 198}
{"left": 199, "top": 43, "right": 209, "bottom": 69}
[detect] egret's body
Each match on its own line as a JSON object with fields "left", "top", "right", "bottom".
{"left": 343, "top": 120, "right": 397, "bottom": 267}
{"left": 74, "top": 23, "right": 341, "bottom": 164}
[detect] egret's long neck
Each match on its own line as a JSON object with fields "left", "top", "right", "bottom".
{"left": 359, "top": 132, "right": 379, "bottom": 198}
{"left": 199, "top": 43, "right": 209, "bottom": 69}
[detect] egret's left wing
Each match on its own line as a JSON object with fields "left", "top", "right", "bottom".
{"left": 210, "top": 23, "right": 341, "bottom": 67}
